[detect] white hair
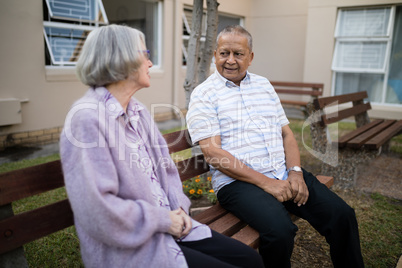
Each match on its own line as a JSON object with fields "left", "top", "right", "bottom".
{"left": 216, "top": 25, "right": 253, "bottom": 51}
{"left": 76, "top": 24, "right": 146, "bottom": 87}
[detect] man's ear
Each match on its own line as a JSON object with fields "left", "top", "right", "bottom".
{"left": 249, "top": 51, "right": 254, "bottom": 66}
{"left": 213, "top": 50, "right": 217, "bottom": 63}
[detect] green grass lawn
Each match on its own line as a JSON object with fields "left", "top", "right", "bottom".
{"left": 1, "top": 120, "right": 401, "bottom": 267}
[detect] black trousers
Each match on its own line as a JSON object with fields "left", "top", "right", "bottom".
{"left": 217, "top": 169, "right": 365, "bottom": 268}
{"left": 177, "top": 230, "right": 264, "bottom": 268}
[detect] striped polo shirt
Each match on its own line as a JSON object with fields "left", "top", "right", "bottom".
{"left": 186, "top": 70, "right": 290, "bottom": 193}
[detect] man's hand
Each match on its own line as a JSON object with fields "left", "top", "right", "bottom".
{"left": 168, "top": 208, "right": 192, "bottom": 238}
{"left": 288, "top": 171, "right": 309, "bottom": 206}
{"left": 257, "top": 179, "right": 293, "bottom": 203}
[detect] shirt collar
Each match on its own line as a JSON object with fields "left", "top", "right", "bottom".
{"left": 94, "top": 87, "right": 144, "bottom": 119}
{"left": 214, "top": 70, "right": 251, "bottom": 88}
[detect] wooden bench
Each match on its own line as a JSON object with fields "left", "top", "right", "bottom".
{"left": 307, "top": 91, "right": 402, "bottom": 188}
{"left": 0, "top": 129, "right": 334, "bottom": 266}
{"left": 271, "top": 81, "right": 324, "bottom": 115}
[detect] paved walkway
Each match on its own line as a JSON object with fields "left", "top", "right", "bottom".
{"left": 355, "top": 153, "right": 402, "bottom": 200}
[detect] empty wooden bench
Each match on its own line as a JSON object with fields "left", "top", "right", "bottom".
{"left": 0, "top": 129, "right": 334, "bottom": 266}
{"left": 271, "top": 81, "right": 324, "bottom": 115}
{"left": 307, "top": 91, "right": 402, "bottom": 187}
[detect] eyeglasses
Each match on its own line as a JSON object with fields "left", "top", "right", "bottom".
{"left": 139, "top": 50, "right": 151, "bottom": 60}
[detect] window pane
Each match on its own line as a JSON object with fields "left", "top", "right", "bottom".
{"left": 217, "top": 15, "right": 240, "bottom": 34}
{"left": 333, "top": 41, "right": 387, "bottom": 70}
{"left": 183, "top": 8, "right": 207, "bottom": 36}
{"left": 334, "top": 72, "right": 384, "bottom": 103}
{"left": 44, "top": 26, "right": 90, "bottom": 65}
{"left": 337, "top": 8, "right": 391, "bottom": 37}
{"left": 104, "top": 1, "right": 159, "bottom": 65}
{"left": 45, "top": 0, "right": 107, "bottom": 23}
{"left": 386, "top": 6, "right": 402, "bottom": 104}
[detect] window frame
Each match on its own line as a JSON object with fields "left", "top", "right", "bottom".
{"left": 44, "top": 0, "right": 108, "bottom": 24}
{"left": 43, "top": 0, "right": 109, "bottom": 67}
{"left": 151, "top": 1, "right": 163, "bottom": 69}
{"left": 44, "top": 0, "right": 163, "bottom": 77}
{"left": 43, "top": 22, "right": 95, "bottom": 66}
{"left": 331, "top": 5, "right": 399, "bottom": 105}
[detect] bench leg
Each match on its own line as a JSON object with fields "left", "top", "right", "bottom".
{"left": 321, "top": 148, "right": 378, "bottom": 188}
{"left": 0, "top": 204, "right": 29, "bottom": 268}
{"left": 0, "top": 248, "right": 29, "bottom": 268}
{"left": 381, "top": 140, "right": 391, "bottom": 153}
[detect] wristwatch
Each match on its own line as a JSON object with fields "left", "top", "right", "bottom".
{"left": 288, "top": 166, "right": 302, "bottom": 172}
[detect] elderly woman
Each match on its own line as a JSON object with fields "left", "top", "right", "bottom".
{"left": 60, "top": 25, "right": 263, "bottom": 268}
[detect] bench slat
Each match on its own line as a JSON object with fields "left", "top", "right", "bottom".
{"left": 271, "top": 81, "right": 324, "bottom": 90}
{"left": 0, "top": 199, "right": 73, "bottom": 254}
{"left": 365, "top": 120, "right": 402, "bottom": 150}
{"left": 280, "top": 100, "right": 308, "bottom": 106}
{"left": 208, "top": 212, "right": 247, "bottom": 237}
{"left": 316, "top": 175, "right": 334, "bottom": 188}
{"left": 271, "top": 82, "right": 323, "bottom": 108}
{"left": 163, "top": 129, "right": 193, "bottom": 154}
{"left": 322, "top": 103, "right": 371, "bottom": 126}
{"left": 231, "top": 225, "right": 260, "bottom": 249}
{"left": 335, "top": 119, "right": 384, "bottom": 147}
{"left": 192, "top": 203, "right": 228, "bottom": 224}
{"left": 176, "top": 155, "right": 210, "bottom": 182}
{"left": 0, "top": 160, "right": 64, "bottom": 206}
{"left": 314, "top": 91, "right": 368, "bottom": 109}
{"left": 276, "top": 89, "right": 322, "bottom": 96}
{"left": 347, "top": 120, "right": 396, "bottom": 149}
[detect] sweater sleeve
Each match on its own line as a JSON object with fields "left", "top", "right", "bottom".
{"left": 60, "top": 105, "right": 172, "bottom": 249}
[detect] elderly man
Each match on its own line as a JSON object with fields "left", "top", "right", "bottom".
{"left": 186, "top": 25, "right": 364, "bottom": 268}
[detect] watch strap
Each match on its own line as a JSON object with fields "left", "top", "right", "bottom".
{"left": 288, "top": 166, "right": 302, "bottom": 172}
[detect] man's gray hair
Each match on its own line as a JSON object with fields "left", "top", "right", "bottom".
{"left": 76, "top": 24, "right": 146, "bottom": 87}
{"left": 216, "top": 25, "right": 253, "bottom": 51}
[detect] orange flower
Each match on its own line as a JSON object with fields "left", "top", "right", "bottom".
{"left": 189, "top": 189, "right": 195, "bottom": 195}
{"left": 207, "top": 177, "right": 212, "bottom": 181}
{"left": 209, "top": 189, "right": 214, "bottom": 193}
{"left": 197, "top": 189, "right": 203, "bottom": 195}
{"left": 195, "top": 179, "right": 201, "bottom": 183}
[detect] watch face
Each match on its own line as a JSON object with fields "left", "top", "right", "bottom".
{"left": 290, "top": 166, "right": 302, "bottom": 172}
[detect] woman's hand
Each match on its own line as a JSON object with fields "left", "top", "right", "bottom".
{"left": 168, "top": 208, "right": 192, "bottom": 238}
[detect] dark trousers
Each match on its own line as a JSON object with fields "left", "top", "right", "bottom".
{"left": 177, "top": 230, "right": 264, "bottom": 268}
{"left": 217, "top": 169, "right": 365, "bottom": 268}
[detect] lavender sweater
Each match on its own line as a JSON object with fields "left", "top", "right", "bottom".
{"left": 60, "top": 88, "right": 204, "bottom": 267}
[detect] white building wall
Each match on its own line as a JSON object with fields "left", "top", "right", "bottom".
{"left": 248, "top": 0, "right": 309, "bottom": 82}
{"left": 304, "top": 0, "right": 402, "bottom": 119}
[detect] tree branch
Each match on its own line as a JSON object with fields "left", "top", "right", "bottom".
{"left": 184, "top": 0, "right": 203, "bottom": 108}
{"left": 198, "top": 0, "right": 219, "bottom": 84}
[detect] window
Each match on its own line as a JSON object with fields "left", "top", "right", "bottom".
{"left": 104, "top": 0, "right": 161, "bottom": 66}
{"left": 43, "top": 0, "right": 108, "bottom": 66}
{"left": 182, "top": 8, "right": 242, "bottom": 65}
{"left": 332, "top": 6, "right": 402, "bottom": 105}
{"left": 43, "top": 0, "right": 162, "bottom": 67}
